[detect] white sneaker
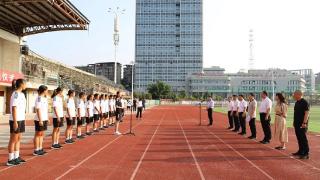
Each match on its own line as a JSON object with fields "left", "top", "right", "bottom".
{"left": 114, "top": 131, "right": 122, "bottom": 135}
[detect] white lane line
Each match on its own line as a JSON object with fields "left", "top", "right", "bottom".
{"left": 216, "top": 113, "right": 320, "bottom": 171}
{"left": 55, "top": 120, "right": 145, "bottom": 180}
{"left": 204, "top": 128, "right": 274, "bottom": 180}
{"left": 129, "top": 114, "right": 165, "bottom": 180}
{"left": 253, "top": 139, "right": 320, "bottom": 171}
{"left": 0, "top": 148, "right": 55, "bottom": 173}
{"left": 176, "top": 112, "right": 205, "bottom": 180}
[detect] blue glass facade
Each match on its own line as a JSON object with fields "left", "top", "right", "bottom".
{"left": 135, "top": 0, "right": 203, "bottom": 92}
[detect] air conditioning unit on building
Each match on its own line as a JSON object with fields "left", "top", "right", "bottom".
{"left": 21, "top": 45, "right": 29, "bottom": 55}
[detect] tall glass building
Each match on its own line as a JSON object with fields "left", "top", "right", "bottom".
{"left": 135, "top": 0, "right": 203, "bottom": 92}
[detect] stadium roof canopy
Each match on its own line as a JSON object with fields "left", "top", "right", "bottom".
{"left": 0, "top": 0, "right": 90, "bottom": 36}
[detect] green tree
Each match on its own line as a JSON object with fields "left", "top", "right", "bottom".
{"left": 147, "top": 81, "right": 171, "bottom": 99}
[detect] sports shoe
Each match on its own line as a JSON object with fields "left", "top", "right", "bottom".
{"left": 248, "top": 136, "right": 256, "bottom": 139}
{"left": 51, "top": 144, "right": 60, "bottom": 149}
{"left": 33, "top": 150, "right": 41, "bottom": 156}
{"left": 103, "top": 125, "right": 109, "bottom": 128}
{"left": 7, "top": 159, "right": 19, "bottom": 166}
{"left": 77, "top": 135, "right": 84, "bottom": 139}
{"left": 93, "top": 129, "right": 99, "bottom": 133}
{"left": 65, "top": 139, "right": 73, "bottom": 144}
{"left": 114, "top": 131, "right": 122, "bottom": 135}
{"left": 39, "top": 149, "right": 47, "bottom": 155}
{"left": 86, "top": 132, "right": 92, "bottom": 136}
{"left": 16, "top": 157, "right": 26, "bottom": 164}
{"left": 99, "top": 127, "right": 105, "bottom": 130}
{"left": 57, "top": 144, "right": 63, "bottom": 148}
{"left": 275, "top": 146, "right": 286, "bottom": 150}
{"left": 299, "top": 155, "right": 309, "bottom": 160}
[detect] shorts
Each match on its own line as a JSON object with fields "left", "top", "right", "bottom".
{"left": 66, "top": 117, "right": 76, "bottom": 126}
{"left": 9, "top": 120, "right": 25, "bottom": 134}
{"left": 102, "top": 113, "right": 108, "bottom": 119}
{"left": 53, "top": 117, "right": 64, "bottom": 128}
{"left": 77, "top": 117, "right": 86, "bottom": 126}
{"left": 86, "top": 117, "right": 94, "bottom": 124}
{"left": 93, "top": 114, "right": 100, "bottom": 121}
{"left": 115, "top": 109, "right": 123, "bottom": 121}
{"left": 34, "top": 120, "right": 48, "bottom": 132}
{"left": 110, "top": 111, "right": 115, "bottom": 117}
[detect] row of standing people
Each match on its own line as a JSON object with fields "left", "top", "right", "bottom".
{"left": 207, "top": 90, "right": 310, "bottom": 160}
{"left": 7, "top": 79, "right": 128, "bottom": 166}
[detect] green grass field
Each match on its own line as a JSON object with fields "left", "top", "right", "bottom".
{"left": 214, "top": 106, "right": 320, "bottom": 133}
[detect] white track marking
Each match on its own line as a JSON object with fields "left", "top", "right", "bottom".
{"left": 55, "top": 120, "right": 145, "bottom": 180}
{"left": 216, "top": 112, "right": 320, "bottom": 171}
{"left": 129, "top": 114, "right": 165, "bottom": 180}
{"left": 204, "top": 128, "right": 274, "bottom": 180}
{"left": 0, "top": 148, "right": 54, "bottom": 173}
{"left": 176, "top": 112, "right": 206, "bottom": 180}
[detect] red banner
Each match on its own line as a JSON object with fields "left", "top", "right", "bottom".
{"left": 0, "top": 69, "right": 24, "bottom": 85}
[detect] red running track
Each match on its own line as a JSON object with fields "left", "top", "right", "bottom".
{"left": 0, "top": 105, "right": 320, "bottom": 180}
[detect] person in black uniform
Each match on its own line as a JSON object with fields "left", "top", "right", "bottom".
{"left": 133, "top": 98, "right": 137, "bottom": 112}
{"left": 292, "top": 90, "right": 310, "bottom": 159}
{"left": 114, "top": 91, "right": 123, "bottom": 135}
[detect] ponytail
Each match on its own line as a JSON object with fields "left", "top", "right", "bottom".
{"left": 12, "top": 79, "right": 25, "bottom": 90}
{"left": 52, "top": 87, "right": 63, "bottom": 98}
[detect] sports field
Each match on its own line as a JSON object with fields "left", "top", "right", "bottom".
{"left": 214, "top": 106, "right": 320, "bottom": 133}
{"left": 0, "top": 105, "right": 320, "bottom": 180}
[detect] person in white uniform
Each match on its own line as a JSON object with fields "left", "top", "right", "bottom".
{"left": 65, "top": 90, "right": 76, "bottom": 144}
{"left": 7, "top": 79, "right": 27, "bottom": 166}
{"left": 227, "top": 96, "right": 234, "bottom": 129}
{"left": 238, "top": 95, "right": 248, "bottom": 135}
{"left": 33, "top": 85, "right": 49, "bottom": 156}
{"left": 51, "top": 87, "right": 65, "bottom": 150}
{"left": 77, "top": 92, "right": 86, "bottom": 139}
{"left": 259, "top": 91, "right": 273, "bottom": 144}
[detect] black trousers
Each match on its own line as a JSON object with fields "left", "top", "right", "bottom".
{"left": 294, "top": 126, "right": 309, "bottom": 155}
{"left": 228, "top": 111, "right": 234, "bottom": 128}
{"left": 233, "top": 111, "right": 240, "bottom": 131}
{"left": 208, "top": 108, "right": 213, "bottom": 125}
{"left": 239, "top": 112, "right": 246, "bottom": 134}
{"left": 136, "top": 107, "right": 143, "bottom": 118}
{"left": 249, "top": 118, "right": 256, "bottom": 137}
{"left": 260, "top": 113, "right": 271, "bottom": 142}
{"left": 133, "top": 106, "right": 137, "bottom": 111}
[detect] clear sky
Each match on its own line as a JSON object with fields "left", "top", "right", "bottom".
{"left": 27, "top": 0, "right": 320, "bottom": 73}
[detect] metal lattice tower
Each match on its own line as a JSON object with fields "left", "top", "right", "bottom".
{"left": 249, "top": 29, "right": 255, "bottom": 70}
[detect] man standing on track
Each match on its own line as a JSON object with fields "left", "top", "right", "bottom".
{"left": 227, "top": 96, "right": 234, "bottom": 129}
{"left": 248, "top": 93, "right": 257, "bottom": 139}
{"left": 232, "top": 95, "right": 239, "bottom": 132}
{"left": 207, "top": 96, "right": 214, "bottom": 126}
{"left": 238, "top": 95, "right": 248, "bottom": 135}
{"left": 259, "top": 91, "right": 273, "bottom": 144}
{"left": 292, "top": 90, "right": 310, "bottom": 159}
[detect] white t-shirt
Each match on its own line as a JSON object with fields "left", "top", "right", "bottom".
{"left": 77, "top": 99, "right": 86, "bottom": 118}
{"left": 121, "top": 99, "right": 126, "bottom": 108}
{"left": 9, "top": 91, "right": 26, "bottom": 121}
{"left": 100, "top": 100, "right": 106, "bottom": 113}
{"left": 86, "top": 101, "right": 94, "bottom": 117}
{"left": 109, "top": 99, "right": 114, "bottom": 111}
{"left": 94, "top": 100, "right": 100, "bottom": 114}
{"left": 53, "top": 96, "right": 64, "bottom": 118}
{"left": 238, "top": 100, "right": 248, "bottom": 112}
{"left": 207, "top": 100, "right": 214, "bottom": 108}
{"left": 227, "top": 101, "right": 234, "bottom": 111}
{"left": 105, "top": 99, "right": 110, "bottom": 112}
{"left": 137, "top": 101, "right": 143, "bottom": 107}
{"left": 232, "top": 100, "right": 239, "bottom": 111}
{"left": 67, "top": 98, "right": 76, "bottom": 118}
{"left": 259, "top": 97, "right": 272, "bottom": 113}
{"left": 34, "top": 96, "right": 48, "bottom": 121}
